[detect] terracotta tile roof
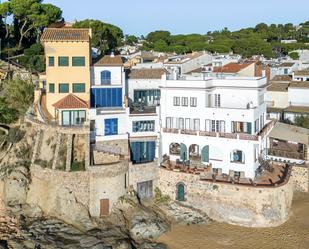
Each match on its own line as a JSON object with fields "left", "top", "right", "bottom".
{"left": 213, "top": 62, "right": 253, "bottom": 73}
{"left": 289, "top": 81, "right": 309, "bottom": 89}
{"left": 94, "top": 55, "right": 124, "bottom": 66}
{"left": 267, "top": 83, "right": 289, "bottom": 92}
{"left": 128, "top": 68, "right": 168, "bottom": 79}
{"left": 271, "top": 75, "right": 292, "bottom": 82}
{"left": 41, "top": 28, "right": 91, "bottom": 42}
{"left": 294, "top": 70, "right": 309, "bottom": 76}
{"left": 53, "top": 94, "right": 88, "bottom": 109}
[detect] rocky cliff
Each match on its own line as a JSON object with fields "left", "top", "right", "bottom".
{"left": 0, "top": 123, "right": 210, "bottom": 249}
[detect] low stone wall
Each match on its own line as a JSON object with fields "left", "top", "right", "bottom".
{"left": 158, "top": 168, "right": 294, "bottom": 227}
{"left": 31, "top": 165, "right": 90, "bottom": 208}
{"left": 129, "top": 161, "right": 159, "bottom": 192}
{"left": 291, "top": 165, "right": 309, "bottom": 192}
{"left": 88, "top": 161, "right": 128, "bottom": 217}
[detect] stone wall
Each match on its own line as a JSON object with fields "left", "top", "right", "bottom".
{"left": 30, "top": 165, "right": 90, "bottom": 208}
{"left": 291, "top": 165, "right": 309, "bottom": 192}
{"left": 158, "top": 168, "right": 294, "bottom": 227}
{"left": 88, "top": 161, "right": 129, "bottom": 217}
{"left": 129, "top": 161, "right": 159, "bottom": 192}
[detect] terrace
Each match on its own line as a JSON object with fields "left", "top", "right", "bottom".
{"left": 161, "top": 157, "right": 291, "bottom": 187}
{"left": 163, "top": 120, "right": 275, "bottom": 142}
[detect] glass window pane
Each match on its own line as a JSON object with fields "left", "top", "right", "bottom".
{"left": 58, "top": 56, "right": 69, "bottom": 66}
{"left": 72, "top": 57, "right": 85, "bottom": 66}
{"left": 73, "top": 83, "right": 85, "bottom": 93}
{"left": 59, "top": 83, "right": 69, "bottom": 93}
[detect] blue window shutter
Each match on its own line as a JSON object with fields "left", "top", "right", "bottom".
{"left": 91, "top": 89, "right": 95, "bottom": 107}
{"left": 247, "top": 122, "right": 252, "bottom": 134}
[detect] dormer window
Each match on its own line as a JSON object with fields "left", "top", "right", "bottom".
{"left": 101, "top": 70, "right": 111, "bottom": 85}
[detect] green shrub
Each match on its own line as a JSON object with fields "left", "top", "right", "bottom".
{"left": 154, "top": 187, "right": 171, "bottom": 204}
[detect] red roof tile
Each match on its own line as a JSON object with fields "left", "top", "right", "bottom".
{"left": 53, "top": 94, "right": 88, "bottom": 109}
{"left": 213, "top": 62, "right": 253, "bottom": 73}
{"left": 94, "top": 55, "right": 123, "bottom": 66}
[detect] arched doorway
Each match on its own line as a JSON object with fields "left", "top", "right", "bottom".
{"left": 169, "top": 143, "right": 181, "bottom": 155}
{"left": 176, "top": 183, "right": 185, "bottom": 201}
{"left": 189, "top": 144, "right": 200, "bottom": 161}
{"left": 201, "top": 145, "right": 209, "bottom": 163}
{"left": 180, "top": 143, "right": 187, "bottom": 161}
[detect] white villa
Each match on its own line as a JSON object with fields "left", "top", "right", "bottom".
{"left": 160, "top": 76, "right": 268, "bottom": 179}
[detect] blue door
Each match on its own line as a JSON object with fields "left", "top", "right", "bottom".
{"left": 105, "top": 118, "right": 118, "bottom": 135}
{"left": 201, "top": 145, "right": 209, "bottom": 162}
{"left": 180, "top": 143, "right": 187, "bottom": 161}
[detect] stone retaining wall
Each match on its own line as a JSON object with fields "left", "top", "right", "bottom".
{"left": 291, "top": 165, "right": 309, "bottom": 192}
{"left": 31, "top": 165, "right": 90, "bottom": 207}
{"left": 129, "top": 161, "right": 159, "bottom": 192}
{"left": 158, "top": 168, "right": 294, "bottom": 227}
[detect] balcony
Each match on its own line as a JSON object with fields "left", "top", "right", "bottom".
{"left": 130, "top": 102, "right": 158, "bottom": 115}
{"left": 163, "top": 128, "right": 259, "bottom": 141}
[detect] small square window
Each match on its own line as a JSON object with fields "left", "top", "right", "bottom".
{"left": 49, "top": 83, "right": 55, "bottom": 93}
{"left": 58, "top": 57, "right": 69, "bottom": 66}
{"left": 59, "top": 83, "right": 69, "bottom": 93}
{"left": 72, "top": 57, "right": 85, "bottom": 66}
{"left": 73, "top": 83, "right": 85, "bottom": 93}
{"left": 48, "top": 57, "right": 54, "bottom": 67}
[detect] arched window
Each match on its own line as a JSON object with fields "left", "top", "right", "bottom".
{"left": 169, "top": 143, "right": 181, "bottom": 155}
{"left": 101, "top": 70, "right": 111, "bottom": 85}
{"left": 189, "top": 144, "right": 200, "bottom": 160}
{"left": 230, "top": 150, "right": 245, "bottom": 163}
{"left": 176, "top": 182, "right": 186, "bottom": 201}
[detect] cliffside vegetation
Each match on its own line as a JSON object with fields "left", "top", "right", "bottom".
{"left": 0, "top": 77, "right": 34, "bottom": 124}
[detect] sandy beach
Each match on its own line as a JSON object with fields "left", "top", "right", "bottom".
{"left": 158, "top": 192, "right": 309, "bottom": 249}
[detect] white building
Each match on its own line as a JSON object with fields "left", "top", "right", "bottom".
{"left": 89, "top": 55, "right": 129, "bottom": 144}
{"left": 160, "top": 76, "right": 268, "bottom": 179}
{"left": 164, "top": 52, "right": 212, "bottom": 74}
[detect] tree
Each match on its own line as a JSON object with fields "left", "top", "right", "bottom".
{"left": 73, "top": 19, "right": 123, "bottom": 54}
{"left": 3, "top": 77, "right": 34, "bottom": 115}
{"left": 289, "top": 51, "right": 300, "bottom": 60}
{"left": 0, "top": 2, "right": 11, "bottom": 40}
{"left": 294, "top": 115, "right": 309, "bottom": 129}
{"left": 10, "top": 0, "right": 62, "bottom": 50}
{"left": 146, "top": 30, "right": 171, "bottom": 43}
{"left": 125, "top": 35, "right": 138, "bottom": 45}
{"left": 0, "top": 98, "right": 18, "bottom": 124}
{"left": 18, "top": 43, "right": 45, "bottom": 72}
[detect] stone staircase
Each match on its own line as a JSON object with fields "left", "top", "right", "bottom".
{"left": 66, "top": 134, "right": 73, "bottom": 172}
{"left": 52, "top": 133, "right": 62, "bottom": 170}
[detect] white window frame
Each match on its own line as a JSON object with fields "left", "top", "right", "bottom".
{"left": 173, "top": 97, "right": 180, "bottom": 106}
{"left": 190, "top": 97, "right": 197, "bottom": 107}
{"left": 215, "top": 94, "right": 221, "bottom": 107}
{"left": 193, "top": 118, "right": 200, "bottom": 131}
{"left": 182, "top": 97, "right": 188, "bottom": 106}
{"left": 166, "top": 117, "right": 172, "bottom": 129}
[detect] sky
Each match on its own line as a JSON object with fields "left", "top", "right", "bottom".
{"left": 44, "top": 0, "right": 309, "bottom": 36}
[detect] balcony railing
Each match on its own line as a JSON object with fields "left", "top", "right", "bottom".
{"left": 163, "top": 128, "right": 259, "bottom": 141}
{"left": 268, "top": 148, "right": 305, "bottom": 160}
